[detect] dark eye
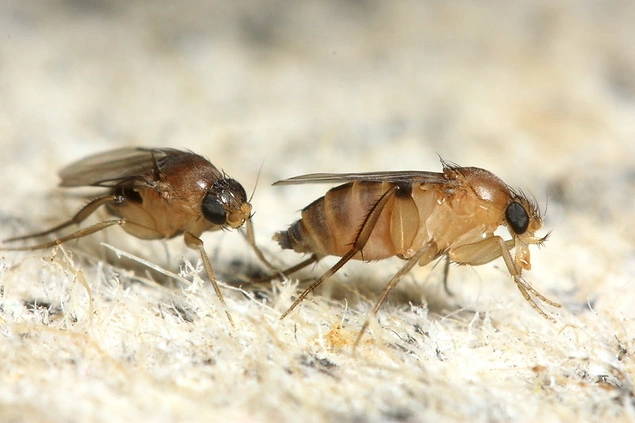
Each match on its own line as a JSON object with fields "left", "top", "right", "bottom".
{"left": 505, "top": 201, "right": 529, "bottom": 234}
{"left": 202, "top": 195, "right": 226, "bottom": 225}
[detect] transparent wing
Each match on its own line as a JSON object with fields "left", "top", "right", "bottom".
{"left": 58, "top": 147, "right": 184, "bottom": 187}
{"left": 273, "top": 171, "right": 449, "bottom": 186}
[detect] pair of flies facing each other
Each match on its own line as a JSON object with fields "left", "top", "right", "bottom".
{"left": 1, "top": 148, "right": 560, "bottom": 342}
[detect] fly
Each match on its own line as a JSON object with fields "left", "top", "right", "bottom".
{"left": 1, "top": 147, "right": 269, "bottom": 326}
{"left": 272, "top": 159, "right": 560, "bottom": 345}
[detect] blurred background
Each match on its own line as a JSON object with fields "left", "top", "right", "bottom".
{"left": 2, "top": 1, "right": 633, "bottom": 176}
{"left": 0, "top": 1, "right": 634, "bottom": 421}
{"left": 1, "top": 0, "right": 632, "bottom": 296}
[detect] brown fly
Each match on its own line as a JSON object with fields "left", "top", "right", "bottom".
{"left": 1, "top": 147, "right": 269, "bottom": 326}
{"left": 272, "top": 159, "right": 560, "bottom": 345}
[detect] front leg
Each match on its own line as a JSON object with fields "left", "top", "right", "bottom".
{"left": 448, "top": 236, "right": 514, "bottom": 268}
{"left": 448, "top": 235, "right": 560, "bottom": 319}
{"left": 184, "top": 232, "right": 234, "bottom": 327}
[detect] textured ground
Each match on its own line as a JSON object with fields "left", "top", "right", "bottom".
{"left": 1, "top": 1, "right": 634, "bottom": 422}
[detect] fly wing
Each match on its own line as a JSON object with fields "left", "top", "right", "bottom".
{"left": 58, "top": 147, "right": 183, "bottom": 187}
{"left": 273, "top": 171, "right": 450, "bottom": 186}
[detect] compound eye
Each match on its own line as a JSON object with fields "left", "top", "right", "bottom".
{"left": 505, "top": 201, "right": 529, "bottom": 234}
{"left": 202, "top": 195, "right": 227, "bottom": 225}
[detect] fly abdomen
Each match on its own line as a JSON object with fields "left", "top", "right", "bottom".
{"left": 275, "top": 181, "right": 402, "bottom": 260}
{"left": 274, "top": 220, "right": 308, "bottom": 252}
{"left": 275, "top": 196, "right": 332, "bottom": 254}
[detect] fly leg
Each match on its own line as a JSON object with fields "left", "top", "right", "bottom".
{"left": 184, "top": 232, "right": 234, "bottom": 327}
{"left": 449, "top": 236, "right": 560, "bottom": 320}
{"left": 354, "top": 241, "right": 439, "bottom": 348}
{"left": 280, "top": 186, "right": 398, "bottom": 320}
{"left": 441, "top": 255, "right": 453, "bottom": 296}
{"left": 1, "top": 219, "right": 125, "bottom": 251}
{"left": 248, "top": 254, "right": 320, "bottom": 284}
{"left": 243, "top": 218, "right": 277, "bottom": 272}
{"left": 2, "top": 195, "right": 117, "bottom": 245}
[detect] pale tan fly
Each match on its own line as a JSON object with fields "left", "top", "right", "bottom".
{"left": 272, "top": 159, "right": 560, "bottom": 345}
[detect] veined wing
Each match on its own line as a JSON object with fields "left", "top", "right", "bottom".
{"left": 273, "top": 170, "right": 450, "bottom": 186}
{"left": 58, "top": 147, "right": 184, "bottom": 187}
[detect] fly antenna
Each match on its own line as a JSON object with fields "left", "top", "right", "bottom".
{"left": 249, "top": 160, "right": 265, "bottom": 203}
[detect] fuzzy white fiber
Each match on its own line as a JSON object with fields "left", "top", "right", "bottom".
{"left": 1, "top": 1, "right": 634, "bottom": 422}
